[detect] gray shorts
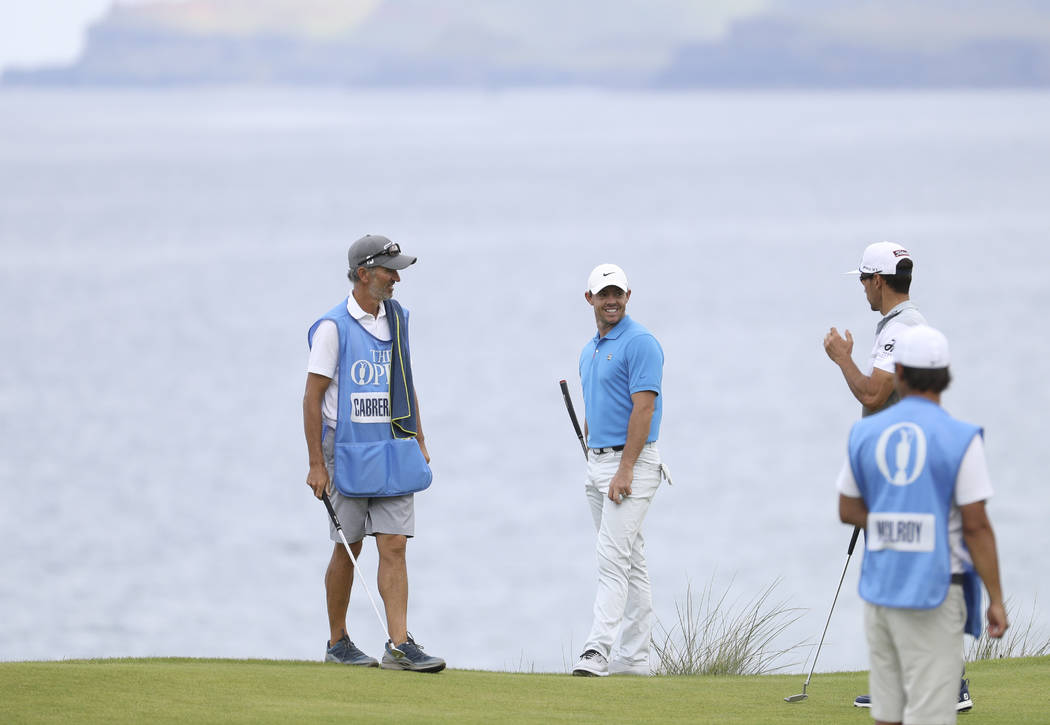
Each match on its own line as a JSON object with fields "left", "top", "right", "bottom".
{"left": 865, "top": 585, "right": 966, "bottom": 724}
{"left": 324, "top": 430, "right": 415, "bottom": 542}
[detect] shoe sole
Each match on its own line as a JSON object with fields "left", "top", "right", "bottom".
{"left": 325, "top": 656, "right": 379, "bottom": 667}
{"left": 572, "top": 668, "right": 609, "bottom": 677}
{"left": 381, "top": 660, "right": 446, "bottom": 673}
{"left": 853, "top": 700, "right": 972, "bottom": 711}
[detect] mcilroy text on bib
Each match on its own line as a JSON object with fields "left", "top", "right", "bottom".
{"left": 867, "top": 513, "right": 936, "bottom": 552}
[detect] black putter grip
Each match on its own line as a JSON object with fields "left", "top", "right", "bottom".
{"left": 321, "top": 492, "right": 341, "bottom": 529}
{"left": 847, "top": 525, "right": 861, "bottom": 555}
{"left": 559, "top": 380, "right": 588, "bottom": 457}
{"left": 559, "top": 380, "right": 583, "bottom": 436}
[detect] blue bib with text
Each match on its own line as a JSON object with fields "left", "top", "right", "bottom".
{"left": 849, "top": 397, "right": 982, "bottom": 634}
{"left": 309, "top": 300, "right": 432, "bottom": 497}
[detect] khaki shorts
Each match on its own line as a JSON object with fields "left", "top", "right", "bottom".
{"left": 324, "top": 430, "right": 415, "bottom": 542}
{"left": 865, "top": 585, "right": 966, "bottom": 725}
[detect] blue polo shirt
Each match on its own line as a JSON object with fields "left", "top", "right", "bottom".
{"left": 579, "top": 315, "right": 663, "bottom": 448}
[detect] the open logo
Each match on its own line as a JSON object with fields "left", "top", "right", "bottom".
{"left": 874, "top": 422, "right": 927, "bottom": 486}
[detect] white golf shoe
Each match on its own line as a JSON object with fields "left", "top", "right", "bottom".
{"left": 572, "top": 649, "right": 609, "bottom": 677}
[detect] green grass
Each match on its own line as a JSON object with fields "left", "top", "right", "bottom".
{"left": 2, "top": 656, "right": 1048, "bottom": 724}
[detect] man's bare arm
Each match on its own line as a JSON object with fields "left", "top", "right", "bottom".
{"left": 303, "top": 372, "right": 332, "bottom": 498}
{"left": 839, "top": 494, "right": 868, "bottom": 529}
{"left": 961, "top": 500, "right": 1008, "bottom": 638}
{"left": 824, "top": 327, "right": 896, "bottom": 409}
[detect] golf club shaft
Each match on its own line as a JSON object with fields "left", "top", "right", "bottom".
{"left": 321, "top": 492, "right": 392, "bottom": 642}
{"left": 559, "top": 380, "right": 588, "bottom": 458}
{"left": 803, "top": 525, "right": 861, "bottom": 688}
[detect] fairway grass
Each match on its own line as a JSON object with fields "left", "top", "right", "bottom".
{"left": 2, "top": 656, "right": 1047, "bottom": 724}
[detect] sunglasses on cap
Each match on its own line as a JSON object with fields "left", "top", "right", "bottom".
{"left": 359, "top": 241, "right": 401, "bottom": 267}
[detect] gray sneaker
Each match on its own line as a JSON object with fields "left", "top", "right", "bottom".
{"left": 381, "top": 634, "right": 446, "bottom": 673}
{"left": 325, "top": 634, "right": 379, "bottom": 667}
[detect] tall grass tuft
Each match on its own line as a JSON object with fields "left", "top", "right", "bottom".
{"left": 967, "top": 598, "right": 1050, "bottom": 661}
{"left": 511, "top": 651, "right": 536, "bottom": 674}
{"left": 651, "top": 577, "right": 806, "bottom": 676}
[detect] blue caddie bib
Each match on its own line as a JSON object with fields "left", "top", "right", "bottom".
{"left": 848, "top": 396, "right": 983, "bottom": 635}
{"left": 308, "top": 299, "right": 432, "bottom": 497}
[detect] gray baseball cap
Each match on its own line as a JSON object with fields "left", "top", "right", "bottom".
{"left": 347, "top": 234, "right": 417, "bottom": 271}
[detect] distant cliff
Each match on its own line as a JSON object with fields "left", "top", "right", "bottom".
{"left": 5, "top": 0, "right": 1050, "bottom": 87}
{"left": 658, "top": 17, "right": 1050, "bottom": 88}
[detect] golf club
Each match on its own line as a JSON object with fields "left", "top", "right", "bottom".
{"left": 321, "top": 492, "right": 404, "bottom": 659}
{"left": 561, "top": 380, "right": 633, "bottom": 503}
{"left": 784, "top": 525, "right": 861, "bottom": 703}
{"left": 559, "top": 379, "right": 588, "bottom": 458}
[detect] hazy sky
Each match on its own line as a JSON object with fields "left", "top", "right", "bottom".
{"left": 0, "top": 0, "right": 767, "bottom": 74}
{"left": 3, "top": 0, "right": 1047, "bottom": 76}
{"left": 0, "top": 1, "right": 114, "bottom": 72}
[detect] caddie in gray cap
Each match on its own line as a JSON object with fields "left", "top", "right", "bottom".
{"left": 303, "top": 231, "right": 445, "bottom": 673}
{"left": 347, "top": 234, "right": 417, "bottom": 275}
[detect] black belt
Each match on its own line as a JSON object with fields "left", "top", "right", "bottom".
{"left": 590, "top": 445, "right": 625, "bottom": 454}
{"left": 951, "top": 573, "right": 966, "bottom": 585}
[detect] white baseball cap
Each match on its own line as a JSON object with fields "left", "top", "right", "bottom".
{"left": 847, "top": 241, "right": 912, "bottom": 275}
{"left": 587, "top": 263, "right": 629, "bottom": 294}
{"left": 894, "top": 325, "right": 950, "bottom": 369}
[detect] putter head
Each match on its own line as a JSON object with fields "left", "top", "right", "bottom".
{"left": 385, "top": 640, "right": 406, "bottom": 660}
{"left": 784, "top": 693, "right": 808, "bottom": 703}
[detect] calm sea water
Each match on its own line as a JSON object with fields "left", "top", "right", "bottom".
{"left": 1, "top": 88, "right": 1048, "bottom": 673}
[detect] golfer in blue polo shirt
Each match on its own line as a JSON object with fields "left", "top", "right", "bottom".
{"left": 572, "top": 263, "right": 668, "bottom": 677}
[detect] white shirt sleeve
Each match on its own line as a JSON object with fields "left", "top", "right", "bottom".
{"left": 955, "top": 434, "right": 994, "bottom": 506}
{"left": 836, "top": 458, "right": 861, "bottom": 497}
{"left": 307, "top": 320, "right": 339, "bottom": 378}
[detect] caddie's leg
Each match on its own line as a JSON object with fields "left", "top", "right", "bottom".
{"left": 376, "top": 533, "right": 409, "bottom": 645}
{"left": 326, "top": 540, "right": 363, "bottom": 645}
{"left": 896, "top": 586, "right": 966, "bottom": 725}
{"left": 865, "top": 601, "right": 905, "bottom": 725}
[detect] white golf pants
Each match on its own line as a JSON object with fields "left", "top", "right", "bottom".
{"left": 582, "top": 443, "right": 662, "bottom": 670}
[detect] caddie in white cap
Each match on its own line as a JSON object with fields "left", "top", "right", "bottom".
{"left": 824, "top": 241, "right": 927, "bottom": 418}
{"left": 836, "top": 324, "right": 1007, "bottom": 722}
